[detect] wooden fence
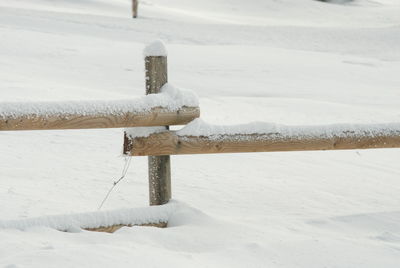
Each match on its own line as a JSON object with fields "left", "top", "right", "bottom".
{"left": 1, "top": 45, "right": 400, "bottom": 232}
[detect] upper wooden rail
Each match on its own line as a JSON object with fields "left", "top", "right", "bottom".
{"left": 125, "top": 123, "right": 400, "bottom": 156}
{"left": 0, "top": 107, "right": 199, "bottom": 131}
{"left": 0, "top": 100, "right": 199, "bottom": 131}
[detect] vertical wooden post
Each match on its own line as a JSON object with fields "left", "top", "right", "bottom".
{"left": 132, "top": 0, "right": 138, "bottom": 18}
{"left": 145, "top": 55, "right": 171, "bottom": 206}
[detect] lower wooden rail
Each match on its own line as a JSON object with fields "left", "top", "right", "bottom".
{"left": 125, "top": 123, "right": 400, "bottom": 156}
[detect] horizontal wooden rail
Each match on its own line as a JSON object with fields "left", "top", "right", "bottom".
{"left": 125, "top": 124, "right": 400, "bottom": 156}
{"left": 0, "top": 106, "right": 199, "bottom": 131}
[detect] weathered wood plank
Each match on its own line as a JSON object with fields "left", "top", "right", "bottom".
{"left": 0, "top": 106, "right": 199, "bottom": 131}
{"left": 144, "top": 54, "right": 171, "bottom": 206}
{"left": 126, "top": 131, "right": 400, "bottom": 156}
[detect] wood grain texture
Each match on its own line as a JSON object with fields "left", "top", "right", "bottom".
{"left": 145, "top": 56, "right": 168, "bottom": 95}
{"left": 0, "top": 106, "right": 199, "bottom": 131}
{"left": 144, "top": 55, "right": 171, "bottom": 206}
{"left": 127, "top": 131, "right": 400, "bottom": 156}
{"left": 148, "top": 155, "right": 171, "bottom": 205}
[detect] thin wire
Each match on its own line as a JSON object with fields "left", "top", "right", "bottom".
{"left": 98, "top": 156, "right": 132, "bottom": 210}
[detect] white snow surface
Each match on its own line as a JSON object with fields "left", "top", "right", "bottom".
{"left": 143, "top": 39, "right": 168, "bottom": 57}
{"left": 126, "top": 126, "right": 167, "bottom": 138}
{"left": 1, "top": 0, "right": 400, "bottom": 267}
{"left": 176, "top": 118, "right": 400, "bottom": 139}
{"left": 0, "top": 83, "right": 198, "bottom": 118}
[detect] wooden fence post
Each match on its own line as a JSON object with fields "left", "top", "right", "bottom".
{"left": 132, "top": 0, "right": 138, "bottom": 18}
{"left": 145, "top": 55, "right": 171, "bottom": 206}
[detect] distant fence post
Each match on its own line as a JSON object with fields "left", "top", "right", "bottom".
{"left": 145, "top": 54, "right": 171, "bottom": 206}
{"left": 132, "top": 0, "right": 138, "bottom": 18}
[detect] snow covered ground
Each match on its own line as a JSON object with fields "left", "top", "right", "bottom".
{"left": 0, "top": 0, "right": 400, "bottom": 267}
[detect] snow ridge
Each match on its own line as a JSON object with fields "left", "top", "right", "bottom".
{"left": 176, "top": 119, "right": 400, "bottom": 140}
{"left": 0, "top": 84, "right": 198, "bottom": 119}
{"left": 0, "top": 202, "right": 178, "bottom": 232}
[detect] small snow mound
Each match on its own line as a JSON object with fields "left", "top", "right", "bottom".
{"left": 143, "top": 40, "right": 168, "bottom": 57}
{"left": 126, "top": 126, "right": 166, "bottom": 138}
{"left": 160, "top": 83, "right": 199, "bottom": 108}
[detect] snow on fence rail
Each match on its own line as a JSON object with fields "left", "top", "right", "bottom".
{"left": 0, "top": 84, "right": 199, "bottom": 131}
{"left": 125, "top": 119, "right": 400, "bottom": 156}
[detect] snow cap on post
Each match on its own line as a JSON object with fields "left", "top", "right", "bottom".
{"left": 143, "top": 40, "right": 168, "bottom": 57}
